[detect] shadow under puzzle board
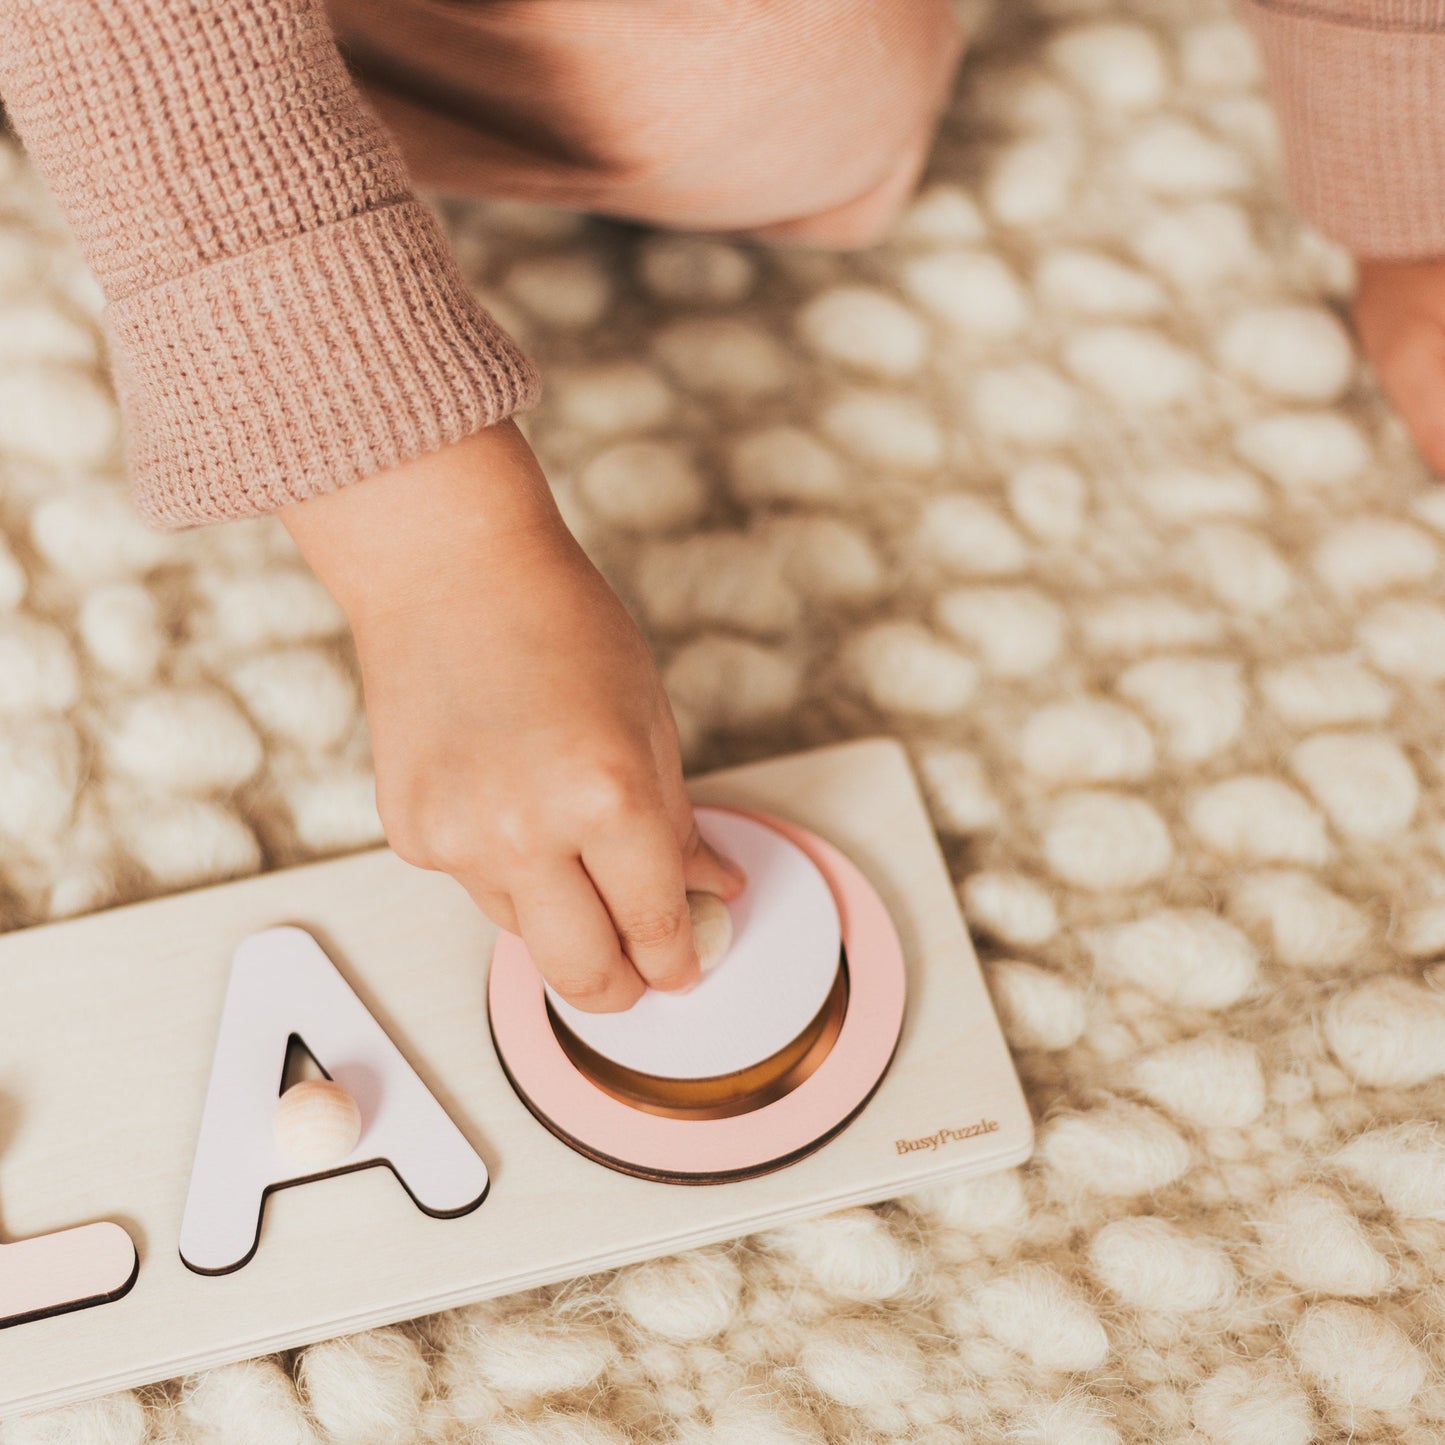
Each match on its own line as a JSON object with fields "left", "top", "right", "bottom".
{"left": 0, "top": 737, "right": 1033, "bottom": 1416}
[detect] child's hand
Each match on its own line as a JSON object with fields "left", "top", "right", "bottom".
{"left": 1354, "top": 258, "right": 1445, "bottom": 475}
{"left": 279, "top": 422, "right": 745, "bottom": 1013}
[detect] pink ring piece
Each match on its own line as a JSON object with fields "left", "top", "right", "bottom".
{"left": 487, "top": 806, "right": 907, "bottom": 1180}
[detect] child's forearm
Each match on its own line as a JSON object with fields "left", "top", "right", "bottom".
{"left": 1352, "top": 257, "right": 1445, "bottom": 475}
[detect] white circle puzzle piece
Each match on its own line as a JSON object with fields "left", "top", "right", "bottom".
{"left": 545, "top": 810, "right": 843, "bottom": 1079}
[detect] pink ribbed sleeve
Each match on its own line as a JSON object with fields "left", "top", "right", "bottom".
{"left": 0, "top": 0, "right": 541, "bottom": 529}
{"left": 1238, "top": 0, "right": 1445, "bottom": 259}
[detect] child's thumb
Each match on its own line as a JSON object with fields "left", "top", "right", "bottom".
{"left": 681, "top": 819, "right": 748, "bottom": 902}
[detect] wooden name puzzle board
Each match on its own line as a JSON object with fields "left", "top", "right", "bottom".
{"left": 0, "top": 738, "right": 1032, "bottom": 1416}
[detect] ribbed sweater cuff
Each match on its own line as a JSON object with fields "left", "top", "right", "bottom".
{"left": 105, "top": 200, "right": 542, "bottom": 529}
{"left": 1240, "top": 0, "right": 1445, "bottom": 259}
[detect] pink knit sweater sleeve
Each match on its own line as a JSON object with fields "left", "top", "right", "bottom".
{"left": 0, "top": 0, "right": 541, "bottom": 529}
{"left": 1237, "top": 0, "right": 1445, "bottom": 259}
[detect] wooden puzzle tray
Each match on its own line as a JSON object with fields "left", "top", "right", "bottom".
{"left": 0, "top": 737, "right": 1032, "bottom": 1416}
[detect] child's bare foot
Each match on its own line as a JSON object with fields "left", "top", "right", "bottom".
{"left": 279, "top": 423, "right": 745, "bottom": 1014}
{"left": 1353, "top": 258, "right": 1445, "bottom": 474}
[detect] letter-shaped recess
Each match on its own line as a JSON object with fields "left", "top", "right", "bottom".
{"left": 179, "top": 926, "right": 489, "bottom": 1275}
{"left": 0, "top": 1221, "right": 137, "bottom": 1329}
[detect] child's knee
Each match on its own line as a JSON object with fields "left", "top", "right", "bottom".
{"left": 720, "top": 2, "right": 960, "bottom": 237}
{"left": 336, "top": 0, "right": 965, "bottom": 241}
{"left": 739, "top": 130, "right": 935, "bottom": 252}
{"left": 572, "top": 0, "right": 966, "bottom": 239}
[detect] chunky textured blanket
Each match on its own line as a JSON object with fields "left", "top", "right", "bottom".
{"left": 2, "top": 0, "right": 1443, "bottom": 1440}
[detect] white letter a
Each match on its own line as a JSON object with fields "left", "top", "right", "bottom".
{"left": 179, "top": 926, "right": 489, "bottom": 1275}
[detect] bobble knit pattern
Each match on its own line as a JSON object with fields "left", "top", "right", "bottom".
{"left": 3, "top": 0, "right": 1445, "bottom": 1440}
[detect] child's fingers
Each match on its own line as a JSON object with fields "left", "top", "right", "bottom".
{"left": 510, "top": 863, "right": 647, "bottom": 1014}
{"left": 652, "top": 733, "right": 748, "bottom": 903}
{"left": 581, "top": 811, "right": 701, "bottom": 996}
{"left": 457, "top": 883, "right": 519, "bottom": 937}
{"left": 680, "top": 818, "right": 748, "bottom": 902}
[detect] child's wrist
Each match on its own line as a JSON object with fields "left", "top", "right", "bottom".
{"left": 278, "top": 423, "right": 564, "bottom": 625}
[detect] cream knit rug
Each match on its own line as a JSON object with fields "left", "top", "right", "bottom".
{"left": 3, "top": 0, "right": 1445, "bottom": 1440}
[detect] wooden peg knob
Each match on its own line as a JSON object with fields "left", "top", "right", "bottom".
{"left": 273, "top": 1079, "right": 361, "bottom": 1170}
{"left": 687, "top": 891, "right": 733, "bottom": 973}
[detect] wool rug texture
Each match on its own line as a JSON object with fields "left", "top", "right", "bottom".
{"left": 2, "top": 0, "right": 1444, "bottom": 1440}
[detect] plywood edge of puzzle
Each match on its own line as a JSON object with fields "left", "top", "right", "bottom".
{"left": 0, "top": 735, "right": 1033, "bottom": 1417}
